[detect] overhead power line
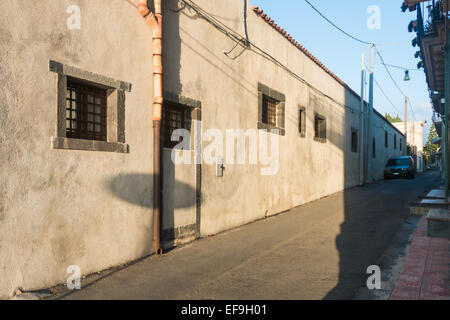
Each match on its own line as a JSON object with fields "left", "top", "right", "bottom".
{"left": 375, "top": 46, "right": 407, "bottom": 97}
{"left": 178, "top": 0, "right": 359, "bottom": 114}
{"left": 303, "top": 0, "right": 372, "bottom": 45}
{"left": 373, "top": 77, "right": 403, "bottom": 117}
{"left": 380, "top": 62, "right": 419, "bottom": 71}
{"left": 302, "top": 0, "right": 419, "bottom": 122}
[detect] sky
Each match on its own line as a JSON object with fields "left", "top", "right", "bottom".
{"left": 251, "top": 0, "right": 433, "bottom": 144}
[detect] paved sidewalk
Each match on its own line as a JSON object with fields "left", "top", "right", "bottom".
{"left": 390, "top": 217, "right": 450, "bottom": 300}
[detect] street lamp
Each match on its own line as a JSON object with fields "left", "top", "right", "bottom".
{"left": 404, "top": 70, "right": 411, "bottom": 81}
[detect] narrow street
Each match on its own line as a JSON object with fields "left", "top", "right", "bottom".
{"left": 52, "top": 171, "right": 440, "bottom": 300}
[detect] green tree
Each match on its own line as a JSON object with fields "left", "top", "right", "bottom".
{"left": 424, "top": 124, "right": 439, "bottom": 165}
{"left": 385, "top": 113, "right": 403, "bottom": 123}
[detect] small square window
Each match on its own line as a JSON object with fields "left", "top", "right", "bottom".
{"left": 314, "top": 114, "right": 326, "bottom": 141}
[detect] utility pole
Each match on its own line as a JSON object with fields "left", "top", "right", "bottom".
{"left": 365, "top": 43, "right": 374, "bottom": 184}
{"left": 405, "top": 96, "right": 408, "bottom": 156}
{"left": 445, "top": 21, "right": 450, "bottom": 201}
{"left": 360, "top": 51, "right": 365, "bottom": 186}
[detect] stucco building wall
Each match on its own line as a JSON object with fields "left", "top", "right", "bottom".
{"left": 0, "top": 0, "right": 404, "bottom": 298}
{"left": 0, "top": 0, "right": 157, "bottom": 298}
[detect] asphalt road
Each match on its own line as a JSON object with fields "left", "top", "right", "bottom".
{"left": 53, "top": 171, "right": 440, "bottom": 300}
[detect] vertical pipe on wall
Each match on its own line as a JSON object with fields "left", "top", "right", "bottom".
{"left": 360, "top": 51, "right": 366, "bottom": 186}
{"left": 243, "top": 0, "right": 249, "bottom": 46}
{"left": 366, "top": 43, "right": 374, "bottom": 183}
{"left": 138, "top": 0, "right": 164, "bottom": 254}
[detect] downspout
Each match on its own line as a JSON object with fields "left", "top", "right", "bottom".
{"left": 243, "top": 0, "right": 250, "bottom": 46}
{"left": 138, "top": 0, "right": 164, "bottom": 254}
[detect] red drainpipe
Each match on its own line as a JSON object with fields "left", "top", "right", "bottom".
{"left": 138, "top": 0, "right": 164, "bottom": 255}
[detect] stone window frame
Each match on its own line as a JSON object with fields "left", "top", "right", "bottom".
{"left": 351, "top": 127, "right": 358, "bottom": 153}
{"left": 257, "top": 83, "right": 286, "bottom": 136}
{"left": 162, "top": 91, "right": 202, "bottom": 151}
{"left": 298, "top": 106, "right": 306, "bottom": 138}
{"left": 313, "top": 112, "right": 327, "bottom": 143}
{"left": 49, "top": 60, "right": 131, "bottom": 153}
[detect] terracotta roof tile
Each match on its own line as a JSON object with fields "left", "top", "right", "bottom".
{"left": 251, "top": 6, "right": 360, "bottom": 99}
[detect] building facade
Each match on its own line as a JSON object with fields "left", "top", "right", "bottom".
{"left": 0, "top": 0, "right": 404, "bottom": 298}
{"left": 392, "top": 121, "right": 425, "bottom": 171}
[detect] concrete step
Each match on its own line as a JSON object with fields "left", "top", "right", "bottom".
{"left": 426, "top": 209, "right": 450, "bottom": 239}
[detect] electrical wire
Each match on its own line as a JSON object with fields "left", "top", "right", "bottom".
{"left": 178, "top": 0, "right": 360, "bottom": 114}
{"left": 379, "top": 62, "right": 419, "bottom": 71}
{"left": 374, "top": 45, "right": 407, "bottom": 97}
{"left": 374, "top": 45, "right": 418, "bottom": 122}
{"left": 303, "top": 0, "right": 372, "bottom": 45}
{"left": 301, "top": 0, "right": 419, "bottom": 122}
{"left": 373, "top": 77, "right": 403, "bottom": 117}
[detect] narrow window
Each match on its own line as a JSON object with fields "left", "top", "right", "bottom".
{"left": 351, "top": 128, "right": 358, "bottom": 153}
{"left": 299, "top": 107, "right": 306, "bottom": 137}
{"left": 162, "top": 101, "right": 191, "bottom": 149}
{"left": 314, "top": 114, "right": 326, "bottom": 141}
{"left": 394, "top": 134, "right": 397, "bottom": 149}
{"left": 385, "top": 130, "right": 388, "bottom": 148}
{"left": 400, "top": 139, "right": 402, "bottom": 151}
{"left": 66, "top": 79, "right": 107, "bottom": 141}
{"left": 262, "top": 95, "right": 278, "bottom": 127}
{"left": 373, "top": 138, "right": 376, "bottom": 158}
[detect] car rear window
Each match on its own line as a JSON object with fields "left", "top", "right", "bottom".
{"left": 387, "top": 158, "right": 409, "bottom": 166}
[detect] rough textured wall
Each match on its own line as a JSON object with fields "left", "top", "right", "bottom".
{"left": 163, "top": 0, "right": 398, "bottom": 236}
{"left": 0, "top": 0, "right": 406, "bottom": 298}
{"left": 164, "top": 0, "right": 404, "bottom": 235}
{"left": 0, "top": 0, "right": 156, "bottom": 298}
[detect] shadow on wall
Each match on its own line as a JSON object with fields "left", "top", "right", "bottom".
{"left": 105, "top": 173, "right": 196, "bottom": 210}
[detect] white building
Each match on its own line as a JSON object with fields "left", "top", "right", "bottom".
{"left": 392, "top": 121, "right": 425, "bottom": 172}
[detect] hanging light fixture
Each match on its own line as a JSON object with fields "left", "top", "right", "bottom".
{"left": 404, "top": 69, "right": 411, "bottom": 81}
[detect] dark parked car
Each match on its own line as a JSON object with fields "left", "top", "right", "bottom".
{"left": 384, "top": 156, "right": 415, "bottom": 179}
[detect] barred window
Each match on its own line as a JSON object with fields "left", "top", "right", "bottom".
{"left": 162, "top": 101, "right": 190, "bottom": 149}
{"left": 66, "top": 79, "right": 107, "bottom": 141}
{"left": 314, "top": 114, "right": 326, "bottom": 141}
{"left": 262, "top": 95, "right": 278, "bottom": 127}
